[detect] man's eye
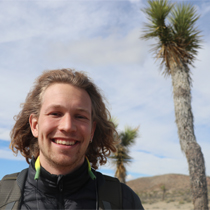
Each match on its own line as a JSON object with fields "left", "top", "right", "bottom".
{"left": 77, "top": 115, "right": 87, "bottom": 119}
{"left": 50, "top": 112, "right": 61, "bottom": 116}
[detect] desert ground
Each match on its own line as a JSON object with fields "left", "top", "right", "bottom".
{"left": 143, "top": 201, "right": 193, "bottom": 210}
{"left": 127, "top": 174, "right": 210, "bottom": 210}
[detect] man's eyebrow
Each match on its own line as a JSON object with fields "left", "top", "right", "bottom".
{"left": 45, "top": 104, "right": 91, "bottom": 115}
{"left": 76, "top": 108, "right": 91, "bottom": 115}
{"left": 45, "top": 104, "right": 64, "bottom": 110}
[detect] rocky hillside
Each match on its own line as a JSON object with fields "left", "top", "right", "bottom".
{"left": 127, "top": 174, "right": 210, "bottom": 204}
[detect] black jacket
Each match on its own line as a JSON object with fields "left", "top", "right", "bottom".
{"left": 1, "top": 159, "right": 144, "bottom": 210}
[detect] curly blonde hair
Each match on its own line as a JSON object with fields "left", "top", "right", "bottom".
{"left": 10, "top": 69, "right": 117, "bottom": 169}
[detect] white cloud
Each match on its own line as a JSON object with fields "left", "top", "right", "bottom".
{"left": 126, "top": 174, "right": 135, "bottom": 181}
{"left": 192, "top": 43, "right": 210, "bottom": 126}
{"left": 0, "top": 128, "right": 10, "bottom": 141}
{"left": 199, "top": 2, "right": 210, "bottom": 18}
{"left": 130, "top": 150, "right": 188, "bottom": 175}
{"left": 0, "top": 69, "right": 35, "bottom": 128}
{"left": 101, "top": 148, "right": 189, "bottom": 178}
{"left": 0, "top": 0, "right": 143, "bottom": 44}
{"left": 46, "top": 28, "right": 148, "bottom": 67}
{"left": 0, "top": 149, "right": 25, "bottom": 161}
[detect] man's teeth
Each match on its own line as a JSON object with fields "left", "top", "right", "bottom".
{"left": 54, "top": 140, "right": 77, "bottom": 146}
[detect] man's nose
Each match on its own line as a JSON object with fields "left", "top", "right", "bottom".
{"left": 58, "top": 114, "right": 76, "bottom": 132}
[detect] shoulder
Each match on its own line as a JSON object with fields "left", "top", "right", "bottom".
{"left": 0, "top": 172, "right": 21, "bottom": 209}
{"left": 0, "top": 169, "right": 28, "bottom": 190}
{"left": 94, "top": 171, "right": 119, "bottom": 188}
{"left": 94, "top": 171, "right": 144, "bottom": 209}
{"left": 121, "top": 182, "right": 144, "bottom": 209}
{"left": 0, "top": 172, "right": 21, "bottom": 193}
{"left": 1, "top": 172, "right": 20, "bottom": 181}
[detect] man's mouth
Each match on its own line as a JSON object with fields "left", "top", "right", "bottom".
{"left": 52, "top": 139, "right": 78, "bottom": 146}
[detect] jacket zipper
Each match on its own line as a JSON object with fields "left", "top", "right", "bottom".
{"left": 58, "top": 175, "right": 64, "bottom": 210}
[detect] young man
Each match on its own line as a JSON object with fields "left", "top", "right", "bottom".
{"left": 0, "top": 69, "right": 144, "bottom": 210}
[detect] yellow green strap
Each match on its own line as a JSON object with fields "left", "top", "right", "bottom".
{"left": 34, "top": 156, "right": 40, "bottom": 180}
{"left": 86, "top": 157, "right": 96, "bottom": 180}
{"left": 34, "top": 156, "right": 96, "bottom": 180}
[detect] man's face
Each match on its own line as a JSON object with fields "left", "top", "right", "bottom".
{"left": 30, "top": 83, "right": 95, "bottom": 174}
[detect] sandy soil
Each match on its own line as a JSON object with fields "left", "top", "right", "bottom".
{"left": 143, "top": 201, "right": 194, "bottom": 210}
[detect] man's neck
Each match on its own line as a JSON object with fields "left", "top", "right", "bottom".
{"left": 39, "top": 155, "right": 85, "bottom": 175}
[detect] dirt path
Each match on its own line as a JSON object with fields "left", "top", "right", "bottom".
{"left": 143, "top": 201, "right": 193, "bottom": 210}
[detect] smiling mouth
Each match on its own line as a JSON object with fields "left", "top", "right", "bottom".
{"left": 52, "top": 139, "right": 78, "bottom": 146}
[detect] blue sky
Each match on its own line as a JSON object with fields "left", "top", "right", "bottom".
{"left": 0, "top": 0, "right": 210, "bottom": 181}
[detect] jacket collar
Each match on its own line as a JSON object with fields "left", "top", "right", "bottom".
{"left": 28, "top": 157, "right": 90, "bottom": 195}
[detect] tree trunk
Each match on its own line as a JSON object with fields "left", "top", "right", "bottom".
{"left": 171, "top": 63, "right": 208, "bottom": 210}
{"left": 115, "top": 164, "right": 126, "bottom": 184}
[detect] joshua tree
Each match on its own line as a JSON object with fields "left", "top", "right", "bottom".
{"left": 110, "top": 126, "right": 138, "bottom": 184}
{"left": 141, "top": 1, "right": 208, "bottom": 209}
{"left": 160, "top": 185, "right": 166, "bottom": 201}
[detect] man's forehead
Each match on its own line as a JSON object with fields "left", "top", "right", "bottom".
{"left": 42, "top": 84, "right": 90, "bottom": 102}
{"left": 44, "top": 104, "right": 91, "bottom": 114}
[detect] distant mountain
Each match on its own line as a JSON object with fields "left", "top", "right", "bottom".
{"left": 127, "top": 174, "right": 210, "bottom": 203}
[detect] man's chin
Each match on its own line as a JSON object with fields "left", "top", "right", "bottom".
{"left": 51, "top": 157, "right": 84, "bottom": 171}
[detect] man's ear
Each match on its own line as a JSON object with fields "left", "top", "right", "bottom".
{"left": 29, "top": 114, "right": 38, "bottom": 138}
